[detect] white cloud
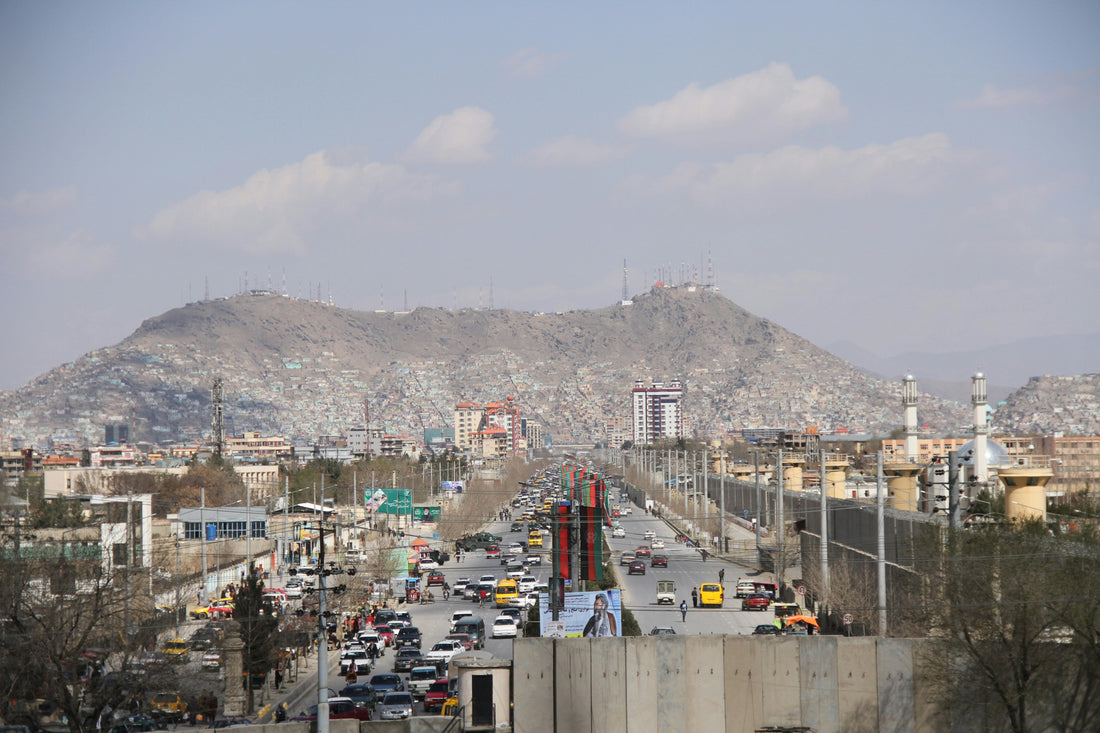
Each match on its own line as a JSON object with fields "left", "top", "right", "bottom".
{"left": 403, "top": 107, "right": 497, "bottom": 165}
{"left": 958, "top": 82, "right": 1075, "bottom": 109}
{"left": 502, "top": 47, "right": 567, "bottom": 79}
{"left": 620, "top": 134, "right": 976, "bottom": 209}
{"left": 0, "top": 186, "right": 77, "bottom": 215}
{"left": 526, "top": 136, "right": 629, "bottom": 167}
{"left": 134, "top": 149, "right": 463, "bottom": 254}
{"left": 618, "top": 63, "right": 847, "bottom": 146}
{"left": 0, "top": 227, "right": 115, "bottom": 278}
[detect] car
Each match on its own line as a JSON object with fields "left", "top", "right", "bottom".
{"left": 525, "top": 554, "right": 542, "bottom": 566}
{"left": 374, "top": 608, "right": 398, "bottom": 625}
{"left": 649, "top": 626, "right": 677, "bottom": 636}
{"left": 450, "top": 610, "right": 474, "bottom": 629}
{"left": 187, "top": 628, "right": 219, "bottom": 651}
{"left": 393, "top": 646, "right": 423, "bottom": 673}
{"left": 485, "top": 545, "right": 501, "bottom": 558}
{"left": 736, "top": 581, "right": 757, "bottom": 598}
{"left": 161, "top": 638, "right": 189, "bottom": 663}
{"left": 374, "top": 625, "right": 395, "bottom": 646}
{"left": 339, "top": 650, "right": 371, "bottom": 675}
{"left": 452, "top": 578, "right": 470, "bottom": 594}
{"left": 518, "top": 575, "right": 537, "bottom": 594}
{"left": 418, "top": 558, "right": 439, "bottom": 571}
{"left": 499, "top": 607, "right": 523, "bottom": 627}
{"left": 356, "top": 631, "right": 382, "bottom": 655}
{"left": 651, "top": 554, "right": 668, "bottom": 568}
{"left": 423, "top": 678, "right": 452, "bottom": 713}
{"left": 628, "top": 560, "right": 646, "bottom": 575}
{"left": 635, "top": 546, "right": 651, "bottom": 558}
{"left": 377, "top": 691, "right": 415, "bottom": 721}
{"left": 612, "top": 527, "right": 626, "bottom": 538}
{"left": 742, "top": 594, "right": 771, "bottom": 611}
{"left": 408, "top": 666, "right": 442, "bottom": 698}
{"left": 534, "top": 582, "right": 549, "bottom": 594}
{"left": 507, "top": 542, "right": 524, "bottom": 553}
{"left": 149, "top": 693, "right": 187, "bottom": 721}
{"left": 445, "top": 632, "right": 474, "bottom": 650}
{"left": 475, "top": 582, "right": 496, "bottom": 601}
{"left": 479, "top": 574, "right": 497, "bottom": 584}
{"left": 651, "top": 539, "right": 665, "bottom": 550}
{"left": 426, "top": 572, "right": 446, "bottom": 586}
{"left": 338, "top": 683, "right": 373, "bottom": 706}
{"left": 753, "top": 624, "right": 782, "bottom": 635}
{"left": 644, "top": 530, "right": 656, "bottom": 541}
{"left": 295, "top": 697, "right": 371, "bottom": 722}
{"left": 500, "top": 553, "right": 516, "bottom": 566}
{"left": 201, "top": 650, "right": 222, "bottom": 670}
{"left": 699, "top": 582, "right": 724, "bottom": 608}
{"left": 510, "top": 522, "right": 524, "bottom": 532}
{"left": 368, "top": 673, "right": 405, "bottom": 704}
{"left": 619, "top": 552, "right": 636, "bottom": 566}
{"left": 492, "top": 615, "right": 518, "bottom": 638}
{"left": 425, "top": 639, "right": 463, "bottom": 663}
{"left": 506, "top": 563, "right": 525, "bottom": 579}
{"left": 395, "top": 626, "right": 422, "bottom": 649}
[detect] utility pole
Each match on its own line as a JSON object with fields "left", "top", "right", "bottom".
{"left": 776, "top": 449, "right": 785, "bottom": 586}
{"left": 877, "top": 451, "right": 887, "bottom": 636}
{"left": 201, "top": 488, "right": 207, "bottom": 603}
{"left": 316, "top": 511, "right": 330, "bottom": 733}
{"left": 820, "top": 446, "right": 829, "bottom": 607}
{"left": 948, "top": 450, "right": 962, "bottom": 529}
{"left": 754, "top": 450, "right": 762, "bottom": 558}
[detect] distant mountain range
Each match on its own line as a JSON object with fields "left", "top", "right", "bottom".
{"left": 0, "top": 286, "right": 1094, "bottom": 448}
{"left": 828, "top": 333, "right": 1100, "bottom": 404}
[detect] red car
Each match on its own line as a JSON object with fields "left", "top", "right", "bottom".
{"left": 485, "top": 545, "right": 501, "bottom": 558}
{"left": 651, "top": 554, "right": 668, "bottom": 568}
{"left": 741, "top": 594, "right": 771, "bottom": 611}
{"left": 426, "top": 572, "right": 446, "bottom": 586}
{"left": 445, "top": 633, "right": 474, "bottom": 651}
{"left": 628, "top": 560, "right": 646, "bottom": 575}
{"left": 423, "top": 679, "right": 451, "bottom": 713}
{"left": 373, "top": 625, "right": 395, "bottom": 646}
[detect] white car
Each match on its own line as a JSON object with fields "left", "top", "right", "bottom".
{"left": 651, "top": 539, "right": 665, "bottom": 550}
{"left": 492, "top": 616, "right": 518, "bottom": 638}
{"left": 284, "top": 581, "right": 303, "bottom": 599}
{"left": 524, "top": 554, "right": 542, "bottom": 566}
{"left": 478, "top": 574, "right": 497, "bottom": 584}
{"left": 499, "top": 608, "right": 524, "bottom": 627}
{"left": 644, "top": 530, "right": 656, "bottom": 541}
{"left": 425, "top": 639, "right": 463, "bottom": 663}
{"left": 518, "top": 575, "right": 537, "bottom": 594}
{"left": 612, "top": 527, "right": 626, "bottom": 538}
{"left": 418, "top": 559, "right": 439, "bottom": 571}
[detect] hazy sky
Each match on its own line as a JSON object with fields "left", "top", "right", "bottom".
{"left": 2, "top": 2, "right": 1098, "bottom": 390}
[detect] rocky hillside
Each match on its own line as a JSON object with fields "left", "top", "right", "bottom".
{"left": 1, "top": 286, "right": 982, "bottom": 447}
{"left": 993, "top": 374, "right": 1100, "bottom": 435}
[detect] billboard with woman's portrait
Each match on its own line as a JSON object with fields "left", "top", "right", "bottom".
{"left": 538, "top": 589, "right": 622, "bottom": 638}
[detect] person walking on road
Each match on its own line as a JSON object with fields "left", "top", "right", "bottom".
{"left": 680, "top": 600, "right": 688, "bottom": 622}
{"left": 718, "top": 568, "right": 725, "bottom": 585}
{"left": 691, "top": 587, "right": 698, "bottom": 608}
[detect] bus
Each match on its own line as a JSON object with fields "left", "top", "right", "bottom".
{"left": 494, "top": 579, "right": 519, "bottom": 608}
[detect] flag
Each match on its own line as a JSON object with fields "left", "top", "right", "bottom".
{"left": 580, "top": 504, "right": 604, "bottom": 581}
{"left": 553, "top": 503, "right": 571, "bottom": 580}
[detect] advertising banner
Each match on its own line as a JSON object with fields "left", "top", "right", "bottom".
{"left": 413, "top": 505, "right": 441, "bottom": 523}
{"left": 441, "top": 480, "right": 464, "bottom": 493}
{"left": 365, "top": 489, "right": 387, "bottom": 512}
{"left": 376, "top": 488, "right": 412, "bottom": 515}
{"left": 538, "top": 589, "right": 622, "bottom": 638}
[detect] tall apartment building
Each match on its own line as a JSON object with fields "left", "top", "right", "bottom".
{"left": 453, "top": 402, "right": 482, "bottom": 451}
{"left": 454, "top": 398, "right": 523, "bottom": 456}
{"left": 632, "top": 379, "right": 685, "bottom": 445}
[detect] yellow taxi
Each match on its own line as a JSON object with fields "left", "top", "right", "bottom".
{"left": 162, "top": 638, "right": 189, "bottom": 663}
{"left": 527, "top": 530, "right": 543, "bottom": 548}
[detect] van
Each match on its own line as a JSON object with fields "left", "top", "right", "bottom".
{"left": 528, "top": 531, "right": 543, "bottom": 548}
{"left": 494, "top": 579, "right": 519, "bottom": 608}
{"left": 698, "top": 582, "right": 724, "bottom": 608}
{"left": 408, "top": 666, "right": 440, "bottom": 699}
{"left": 451, "top": 616, "right": 486, "bottom": 650}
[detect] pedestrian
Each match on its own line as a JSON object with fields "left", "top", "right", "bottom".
{"left": 680, "top": 600, "right": 687, "bottom": 622}
{"left": 691, "top": 587, "right": 698, "bottom": 608}
{"left": 719, "top": 568, "right": 725, "bottom": 585}
{"left": 274, "top": 666, "right": 283, "bottom": 690}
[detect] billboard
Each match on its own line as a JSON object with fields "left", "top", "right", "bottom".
{"left": 538, "top": 589, "right": 622, "bottom": 638}
{"left": 376, "top": 488, "right": 412, "bottom": 515}
{"left": 413, "top": 505, "right": 441, "bottom": 523}
{"left": 441, "top": 480, "right": 464, "bottom": 493}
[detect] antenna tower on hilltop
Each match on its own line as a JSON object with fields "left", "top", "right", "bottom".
{"left": 211, "top": 377, "right": 224, "bottom": 457}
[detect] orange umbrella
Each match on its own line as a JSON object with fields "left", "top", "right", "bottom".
{"left": 784, "top": 615, "right": 820, "bottom": 628}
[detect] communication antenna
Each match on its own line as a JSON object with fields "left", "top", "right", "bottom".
{"left": 621, "top": 259, "right": 629, "bottom": 302}
{"left": 204, "top": 276, "right": 209, "bottom": 301}
{"left": 489, "top": 276, "right": 494, "bottom": 310}
{"left": 707, "top": 248, "right": 715, "bottom": 288}
{"left": 282, "top": 267, "right": 287, "bottom": 296}
{"left": 211, "top": 377, "right": 224, "bottom": 457}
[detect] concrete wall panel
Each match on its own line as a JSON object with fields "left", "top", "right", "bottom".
{"left": 514, "top": 638, "right": 555, "bottom": 733}
{"left": 798, "top": 636, "right": 839, "bottom": 733}
{"left": 590, "top": 638, "right": 628, "bottom": 733}
{"left": 836, "top": 637, "right": 879, "bottom": 733}
{"left": 624, "top": 636, "right": 660, "bottom": 733}
{"left": 684, "top": 636, "right": 726, "bottom": 731}
{"left": 654, "top": 636, "right": 688, "bottom": 733}
{"left": 724, "top": 636, "right": 764, "bottom": 733}
{"left": 554, "top": 638, "right": 593, "bottom": 733}
{"left": 877, "top": 638, "right": 915, "bottom": 733}
{"left": 761, "top": 637, "right": 802, "bottom": 728}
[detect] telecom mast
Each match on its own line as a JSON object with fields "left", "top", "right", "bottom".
{"left": 211, "top": 377, "right": 224, "bottom": 457}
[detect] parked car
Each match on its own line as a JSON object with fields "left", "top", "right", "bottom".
{"left": 651, "top": 554, "right": 668, "bottom": 568}
{"left": 628, "top": 560, "right": 646, "bottom": 575}
{"left": 377, "top": 692, "right": 414, "bottom": 721}
{"left": 741, "top": 594, "right": 771, "bottom": 611}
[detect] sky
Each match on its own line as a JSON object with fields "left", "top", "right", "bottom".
{"left": 2, "top": 1, "right": 1098, "bottom": 390}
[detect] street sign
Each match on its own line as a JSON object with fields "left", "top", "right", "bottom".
{"left": 843, "top": 613, "right": 854, "bottom": 626}
{"left": 797, "top": 585, "right": 807, "bottom": 596}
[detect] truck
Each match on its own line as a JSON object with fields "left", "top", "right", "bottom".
{"left": 456, "top": 531, "right": 502, "bottom": 551}
{"left": 656, "top": 579, "right": 676, "bottom": 605}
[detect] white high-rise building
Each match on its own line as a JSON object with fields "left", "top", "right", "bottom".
{"left": 632, "top": 379, "right": 684, "bottom": 445}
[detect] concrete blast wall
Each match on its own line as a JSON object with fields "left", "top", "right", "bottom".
{"left": 515, "top": 636, "right": 933, "bottom": 733}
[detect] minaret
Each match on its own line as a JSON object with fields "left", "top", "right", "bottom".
{"left": 903, "top": 375, "right": 919, "bottom": 461}
{"left": 972, "top": 372, "right": 989, "bottom": 484}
